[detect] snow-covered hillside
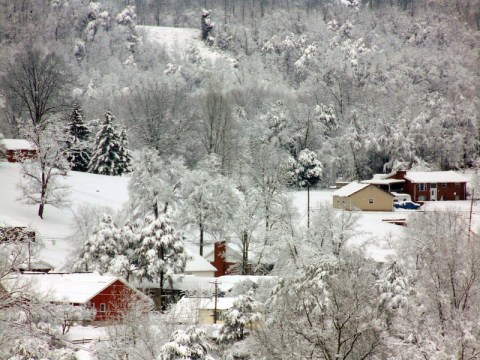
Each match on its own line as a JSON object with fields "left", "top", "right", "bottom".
{"left": 138, "top": 25, "right": 228, "bottom": 64}
{"left": 0, "top": 162, "right": 130, "bottom": 270}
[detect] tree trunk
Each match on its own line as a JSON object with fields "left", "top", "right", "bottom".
{"left": 38, "top": 202, "right": 44, "bottom": 219}
{"left": 199, "top": 223, "right": 204, "bottom": 256}
{"left": 155, "top": 271, "right": 164, "bottom": 311}
{"left": 242, "top": 230, "right": 249, "bottom": 274}
{"left": 307, "top": 185, "right": 310, "bottom": 228}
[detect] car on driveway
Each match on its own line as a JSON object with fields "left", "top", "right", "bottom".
{"left": 393, "top": 201, "right": 421, "bottom": 210}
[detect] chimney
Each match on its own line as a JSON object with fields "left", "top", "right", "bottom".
{"left": 212, "top": 241, "right": 227, "bottom": 277}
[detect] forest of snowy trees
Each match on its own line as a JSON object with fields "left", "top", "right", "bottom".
{"left": 0, "top": 0, "right": 479, "bottom": 359}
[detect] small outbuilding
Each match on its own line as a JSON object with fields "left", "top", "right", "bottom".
{"left": 0, "top": 139, "right": 37, "bottom": 162}
{"left": 3, "top": 273, "right": 151, "bottom": 321}
{"left": 171, "top": 296, "right": 237, "bottom": 325}
{"left": 333, "top": 181, "right": 394, "bottom": 211}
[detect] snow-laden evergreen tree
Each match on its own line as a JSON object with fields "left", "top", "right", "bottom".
{"left": 88, "top": 110, "right": 123, "bottom": 176}
{"left": 135, "top": 213, "right": 187, "bottom": 310}
{"left": 159, "top": 326, "right": 214, "bottom": 360}
{"left": 117, "top": 126, "right": 133, "bottom": 175}
{"left": 218, "top": 291, "right": 262, "bottom": 343}
{"left": 108, "top": 217, "right": 143, "bottom": 281}
{"left": 74, "top": 214, "right": 121, "bottom": 273}
{"left": 287, "top": 148, "right": 322, "bottom": 227}
{"left": 65, "top": 101, "right": 91, "bottom": 172}
{"left": 376, "top": 261, "right": 411, "bottom": 331}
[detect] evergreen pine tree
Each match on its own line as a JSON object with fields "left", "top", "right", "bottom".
{"left": 74, "top": 214, "right": 121, "bottom": 273}
{"left": 218, "top": 291, "right": 262, "bottom": 343}
{"left": 160, "top": 326, "right": 214, "bottom": 360}
{"left": 135, "top": 213, "right": 187, "bottom": 310}
{"left": 88, "top": 110, "right": 122, "bottom": 176}
{"left": 65, "top": 102, "right": 91, "bottom": 172}
{"left": 117, "top": 126, "right": 133, "bottom": 175}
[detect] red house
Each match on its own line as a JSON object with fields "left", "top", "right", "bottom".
{"left": 4, "top": 273, "right": 151, "bottom": 321}
{"left": 1, "top": 139, "right": 37, "bottom": 162}
{"left": 366, "top": 170, "right": 468, "bottom": 202}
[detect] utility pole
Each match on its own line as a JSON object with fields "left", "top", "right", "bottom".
{"left": 210, "top": 279, "right": 220, "bottom": 324}
{"left": 468, "top": 189, "right": 474, "bottom": 243}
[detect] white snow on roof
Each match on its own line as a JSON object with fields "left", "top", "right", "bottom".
{"left": 404, "top": 171, "right": 468, "bottom": 183}
{"left": 185, "top": 249, "right": 217, "bottom": 273}
{"left": 1, "top": 139, "right": 36, "bottom": 150}
{"left": 362, "top": 179, "right": 405, "bottom": 185}
{"left": 203, "top": 242, "right": 243, "bottom": 262}
{"left": 333, "top": 181, "right": 370, "bottom": 197}
{"left": 176, "top": 296, "right": 237, "bottom": 311}
{"left": 217, "top": 275, "right": 277, "bottom": 293}
{"left": 5, "top": 273, "right": 119, "bottom": 304}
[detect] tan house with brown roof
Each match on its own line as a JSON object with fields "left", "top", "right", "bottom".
{"left": 333, "top": 182, "right": 394, "bottom": 211}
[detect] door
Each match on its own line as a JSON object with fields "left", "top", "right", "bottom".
{"left": 430, "top": 183, "right": 437, "bottom": 201}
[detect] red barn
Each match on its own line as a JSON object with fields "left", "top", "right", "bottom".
{"left": 4, "top": 273, "right": 151, "bottom": 321}
{"left": 1, "top": 139, "right": 37, "bottom": 162}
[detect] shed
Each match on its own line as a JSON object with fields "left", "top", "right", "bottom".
{"left": 0, "top": 139, "right": 37, "bottom": 162}
{"left": 170, "top": 296, "right": 237, "bottom": 325}
{"left": 3, "top": 273, "right": 151, "bottom": 321}
{"left": 333, "top": 182, "right": 394, "bottom": 211}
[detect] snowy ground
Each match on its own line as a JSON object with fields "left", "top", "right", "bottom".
{"left": 0, "top": 162, "right": 130, "bottom": 270}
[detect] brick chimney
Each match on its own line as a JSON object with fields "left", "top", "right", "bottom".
{"left": 211, "top": 241, "right": 227, "bottom": 277}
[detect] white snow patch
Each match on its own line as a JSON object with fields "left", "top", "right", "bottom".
{"left": 138, "top": 25, "right": 226, "bottom": 64}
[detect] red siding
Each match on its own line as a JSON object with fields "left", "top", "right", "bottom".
{"left": 89, "top": 280, "right": 142, "bottom": 321}
{"left": 406, "top": 181, "right": 466, "bottom": 201}
{"left": 6, "top": 149, "right": 37, "bottom": 163}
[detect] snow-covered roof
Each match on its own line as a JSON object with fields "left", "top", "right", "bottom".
{"left": 404, "top": 171, "right": 468, "bottom": 183}
{"left": 202, "top": 242, "right": 244, "bottom": 262}
{"left": 333, "top": 181, "right": 370, "bottom": 197}
{"left": 362, "top": 179, "right": 405, "bottom": 185}
{"left": 4, "top": 273, "right": 139, "bottom": 304}
{"left": 217, "top": 275, "right": 277, "bottom": 293}
{"left": 185, "top": 249, "right": 217, "bottom": 273}
{"left": 371, "top": 173, "right": 395, "bottom": 180}
{"left": 134, "top": 275, "right": 215, "bottom": 293}
{"left": 1, "top": 139, "right": 36, "bottom": 151}
{"left": 175, "top": 296, "right": 237, "bottom": 311}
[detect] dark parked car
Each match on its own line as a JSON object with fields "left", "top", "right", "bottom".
{"left": 393, "top": 201, "right": 421, "bottom": 210}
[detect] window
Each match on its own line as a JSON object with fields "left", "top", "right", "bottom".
{"left": 419, "top": 183, "right": 426, "bottom": 191}
{"left": 368, "top": 198, "right": 374, "bottom": 204}
{"left": 454, "top": 182, "right": 460, "bottom": 188}
{"left": 441, "top": 183, "right": 447, "bottom": 188}
{"left": 100, "top": 303, "right": 106, "bottom": 312}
